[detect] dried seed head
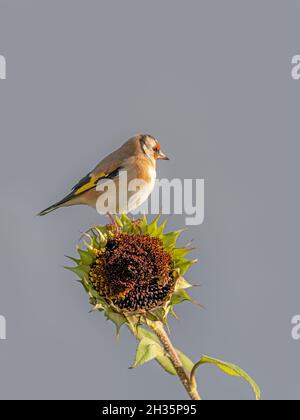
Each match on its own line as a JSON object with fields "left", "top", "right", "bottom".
{"left": 89, "top": 232, "right": 176, "bottom": 313}
{"left": 68, "top": 215, "right": 195, "bottom": 331}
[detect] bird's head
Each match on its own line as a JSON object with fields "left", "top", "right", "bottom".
{"left": 140, "top": 134, "right": 169, "bottom": 162}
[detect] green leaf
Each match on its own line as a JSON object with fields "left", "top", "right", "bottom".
{"left": 65, "top": 255, "right": 81, "bottom": 264}
{"left": 162, "top": 229, "right": 185, "bottom": 250}
{"left": 171, "top": 289, "right": 193, "bottom": 305}
{"left": 172, "top": 248, "right": 192, "bottom": 260}
{"left": 138, "top": 214, "right": 148, "bottom": 233}
{"left": 93, "top": 226, "right": 107, "bottom": 244}
{"left": 114, "top": 216, "right": 123, "bottom": 227}
{"left": 155, "top": 354, "right": 177, "bottom": 375}
{"left": 147, "top": 215, "right": 161, "bottom": 235}
{"left": 120, "top": 213, "right": 130, "bottom": 223}
{"left": 135, "top": 326, "right": 158, "bottom": 342}
{"left": 126, "top": 314, "right": 142, "bottom": 336}
{"left": 134, "top": 327, "right": 193, "bottom": 376}
{"left": 193, "top": 355, "right": 261, "bottom": 400}
{"left": 155, "top": 218, "right": 169, "bottom": 238}
{"left": 88, "top": 288, "right": 102, "bottom": 299}
{"left": 77, "top": 248, "right": 94, "bottom": 265}
{"left": 175, "top": 276, "right": 193, "bottom": 291}
{"left": 82, "top": 240, "right": 98, "bottom": 257}
{"left": 105, "top": 308, "right": 127, "bottom": 335}
{"left": 178, "top": 351, "right": 194, "bottom": 374}
{"left": 65, "top": 264, "right": 90, "bottom": 280}
{"left": 81, "top": 279, "right": 89, "bottom": 292}
{"left": 134, "top": 327, "right": 176, "bottom": 374}
{"left": 120, "top": 214, "right": 132, "bottom": 230}
{"left": 132, "top": 337, "right": 164, "bottom": 368}
{"left": 91, "top": 302, "right": 105, "bottom": 312}
{"left": 174, "top": 258, "right": 196, "bottom": 275}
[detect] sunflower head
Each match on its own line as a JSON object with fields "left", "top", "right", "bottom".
{"left": 66, "top": 215, "right": 197, "bottom": 332}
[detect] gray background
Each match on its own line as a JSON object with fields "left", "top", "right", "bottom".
{"left": 0, "top": 0, "right": 299, "bottom": 400}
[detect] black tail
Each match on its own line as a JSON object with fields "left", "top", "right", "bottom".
{"left": 37, "top": 203, "right": 61, "bottom": 216}
{"left": 37, "top": 192, "right": 75, "bottom": 216}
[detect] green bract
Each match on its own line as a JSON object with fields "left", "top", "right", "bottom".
{"left": 66, "top": 215, "right": 197, "bottom": 333}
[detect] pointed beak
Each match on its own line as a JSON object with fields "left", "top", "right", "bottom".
{"left": 157, "top": 150, "right": 170, "bottom": 160}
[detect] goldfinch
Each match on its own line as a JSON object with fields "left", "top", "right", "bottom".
{"left": 38, "top": 134, "right": 169, "bottom": 216}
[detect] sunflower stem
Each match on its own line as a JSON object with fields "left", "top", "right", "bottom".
{"left": 148, "top": 320, "right": 202, "bottom": 401}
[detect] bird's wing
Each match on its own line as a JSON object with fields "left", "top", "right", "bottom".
{"left": 71, "top": 151, "right": 126, "bottom": 197}
{"left": 71, "top": 167, "right": 122, "bottom": 197}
